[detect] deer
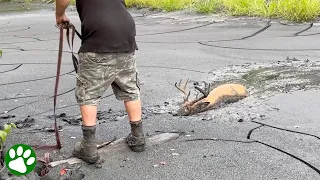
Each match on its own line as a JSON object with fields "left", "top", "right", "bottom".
{"left": 172, "top": 79, "right": 249, "bottom": 116}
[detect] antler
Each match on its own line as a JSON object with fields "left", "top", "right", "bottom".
{"left": 174, "top": 78, "right": 191, "bottom": 102}
{"left": 194, "top": 81, "right": 211, "bottom": 97}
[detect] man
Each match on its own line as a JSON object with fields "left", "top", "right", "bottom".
{"left": 55, "top": 0, "right": 146, "bottom": 164}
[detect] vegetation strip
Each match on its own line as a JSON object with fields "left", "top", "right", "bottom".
{"left": 1, "top": 0, "right": 320, "bottom": 22}
{"left": 123, "top": 0, "right": 320, "bottom": 22}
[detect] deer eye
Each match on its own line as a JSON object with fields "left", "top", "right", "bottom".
{"left": 198, "top": 102, "right": 210, "bottom": 109}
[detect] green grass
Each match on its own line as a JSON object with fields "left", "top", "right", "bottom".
{"left": 124, "top": 0, "right": 320, "bottom": 22}
{"left": 2, "top": 0, "right": 320, "bottom": 22}
{"left": 268, "top": 0, "right": 320, "bottom": 22}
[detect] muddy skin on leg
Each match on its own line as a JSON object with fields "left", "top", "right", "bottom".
{"left": 124, "top": 100, "right": 146, "bottom": 152}
{"left": 73, "top": 105, "right": 100, "bottom": 164}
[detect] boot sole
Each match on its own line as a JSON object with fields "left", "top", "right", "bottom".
{"left": 130, "top": 145, "right": 145, "bottom": 152}
{"left": 73, "top": 151, "right": 100, "bottom": 164}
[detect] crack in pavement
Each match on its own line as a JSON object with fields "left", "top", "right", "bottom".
{"left": 0, "top": 26, "right": 30, "bottom": 34}
{"left": 298, "top": 32, "right": 320, "bottom": 37}
{"left": 0, "top": 64, "right": 22, "bottom": 74}
{"left": 253, "top": 140, "right": 320, "bottom": 175}
{"left": 137, "top": 22, "right": 216, "bottom": 36}
{"left": 1, "top": 38, "right": 56, "bottom": 45}
{"left": 13, "top": 34, "right": 46, "bottom": 41}
{"left": 0, "top": 62, "right": 73, "bottom": 65}
{"left": 205, "top": 20, "right": 272, "bottom": 43}
{"left": 251, "top": 121, "right": 320, "bottom": 140}
{"left": 198, "top": 42, "right": 320, "bottom": 51}
{"left": 245, "top": 120, "right": 320, "bottom": 175}
{"left": 0, "top": 95, "right": 38, "bottom": 101}
{"left": 294, "top": 23, "right": 314, "bottom": 36}
{"left": 0, "top": 47, "right": 74, "bottom": 54}
{"left": 0, "top": 88, "right": 75, "bottom": 115}
{"left": 0, "top": 22, "right": 39, "bottom": 30}
{"left": 30, "top": 93, "right": 114, "bottom": 116}
{"left": 0, "top": 70, "right": 74, "bottom": 86}
{"left": 183, "top": 126, "right": 320, "bottom": 176}
{"left": 246, "top": 125, "right": 264, "bottom": 139}
{"left": 0, "top": 63, "right": 207, "bottom": 75}
{"left": 140, "top": 65, "right": 208, "bottom": 74}
{"left": 1, "top": 21, "right": 317, "bottom": 47}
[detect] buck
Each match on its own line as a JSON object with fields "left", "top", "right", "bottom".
{"left": 173, "top": 79, "right": 249, "bottom": 116}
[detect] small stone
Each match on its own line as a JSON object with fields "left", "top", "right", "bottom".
{"left": 172, "top": 153, "right": 180, "bottom": 156}
{"left": 153, "top": 164, "right": 159, "bottom": 167}
{"left": 71, "top": 137, "right": 76, "bottom": 139}
{"left": 160, "top": 161, "right": 167, "bottom": 165}
{"left": 238, "top": 118, "right": 244, "bottom": 122}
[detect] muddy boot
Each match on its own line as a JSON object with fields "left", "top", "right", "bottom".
{"left": 73, "top": 125, "right": 100, "bottom": 164}
{"left": 126, "top": 120, "right": 146, "bottom": 152}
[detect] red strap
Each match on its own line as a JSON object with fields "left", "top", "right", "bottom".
{"left": 32, "top": 22, "right": 81, "bottom": 150}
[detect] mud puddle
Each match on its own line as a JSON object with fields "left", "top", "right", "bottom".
{"left": 209, "top": 57, "right": 320, "bottom": 95}
{"left": 146, "top": 57, "right": 320, "bottom": 122}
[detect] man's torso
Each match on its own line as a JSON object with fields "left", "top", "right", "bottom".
{"left": 76, "top": 0, "right": 138, "bottom": 53}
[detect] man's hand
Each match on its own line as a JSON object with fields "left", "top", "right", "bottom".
{"left": 55, "top": 0, "right": 70, "bottom": 28}
{"left": 56, "top": 14, "right": 70, "bottom": 28}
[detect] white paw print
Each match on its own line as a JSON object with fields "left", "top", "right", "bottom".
{"left": 7, "top": 145, "right": 35, "bottom": 174}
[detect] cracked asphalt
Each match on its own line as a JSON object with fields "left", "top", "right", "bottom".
{"left": 0, "top": 3, "right": 320, "bottom": 180}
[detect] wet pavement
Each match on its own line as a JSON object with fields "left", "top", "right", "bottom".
{"left": 0, "top": 3, "right": 320, "bottom": 180}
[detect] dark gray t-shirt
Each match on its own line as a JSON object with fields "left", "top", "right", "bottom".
{"left": 76, "top": 0, "right": 138, "bottom": 53}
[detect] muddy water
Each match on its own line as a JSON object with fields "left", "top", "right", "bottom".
{"left": 208, "top": 57, "right": 320, "bottom": 95}
{"left": 145, "top": 57, "right": 320, "bottom": 122}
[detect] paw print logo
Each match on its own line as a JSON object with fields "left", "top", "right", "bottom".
{"left": 4, "top": 144, "right": 37, "bottom": 176}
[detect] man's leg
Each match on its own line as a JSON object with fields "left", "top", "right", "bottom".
{"left": 111, "top": 52, "right": 146, "bottom": 152}
{"left": 73, "top": 105, "right": 99, "bottom": 163}
{"left": 124, "top": 99, "right": 141, "bottom": 122}
{"left": 73, "top": 52, "right": 114, "bottom": 164}
{"left": 124, "top": 99, "right": 145, "bottom": 152}
{"left": 80, "top": 105, "right": 97, "bottom": 126}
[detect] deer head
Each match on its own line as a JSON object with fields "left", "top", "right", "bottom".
{"left": 172, "top": 79, "right": 249, "bottom": 116}
{"left": 172, "top": 79, "right": 212, "bottom": 116}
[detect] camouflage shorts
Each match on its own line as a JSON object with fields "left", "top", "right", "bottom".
{"left": 75, "top": 51, "right": 140, "bottom": 106}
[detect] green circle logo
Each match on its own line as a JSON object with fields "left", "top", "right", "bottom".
{"left": 4, "top": 144, "right": 37, "bottom": 176}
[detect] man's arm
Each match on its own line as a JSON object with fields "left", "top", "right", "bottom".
{"left": 56, "top": 0, "right": 70, "bottom": 17}
{"left": 55, "top": 0, "right": 70, "bottom": 27}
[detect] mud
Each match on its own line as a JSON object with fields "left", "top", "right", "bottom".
{"left": 144, "top": 57, "right": 320, "bottom": 122}
{"left": 208, "top": 57, "right": 320, "bottom": 95}
{"left": 45, "top": 108, "right": 160, "bottom": 127}
{"left": 14, "top": 115, "right": 35, "bottom": 128}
